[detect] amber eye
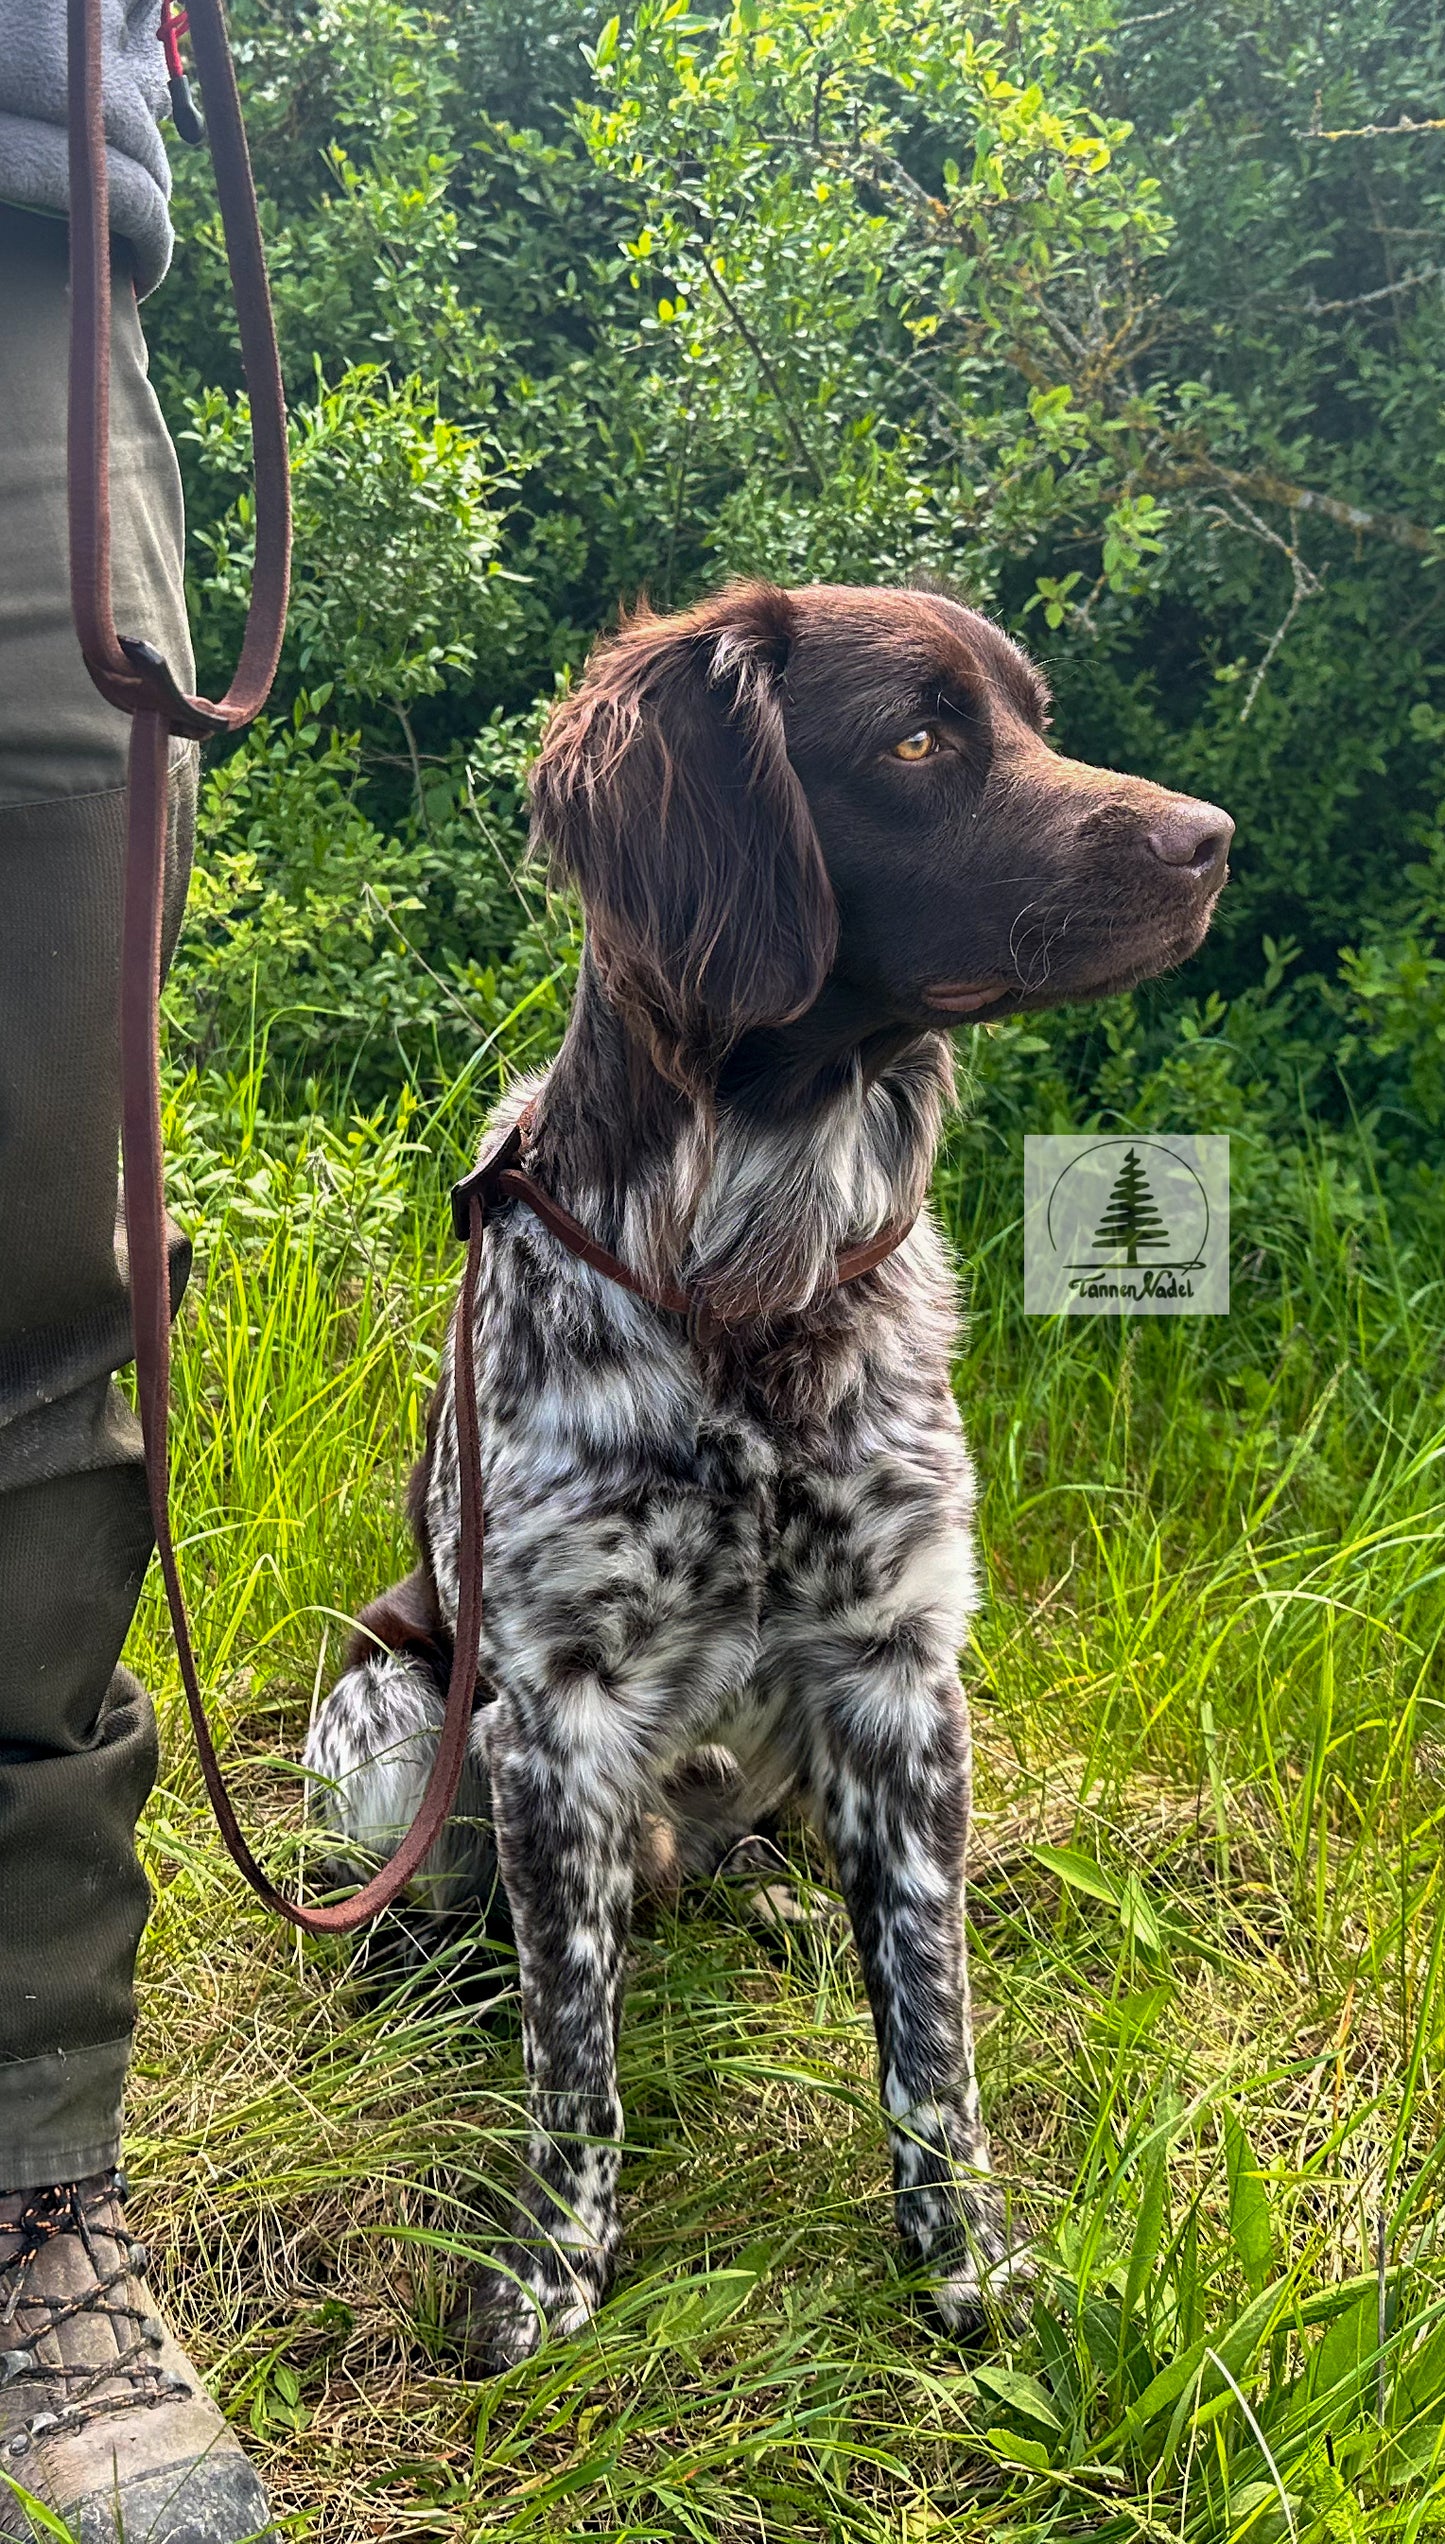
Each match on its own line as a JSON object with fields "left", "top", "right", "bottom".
{"left": 888, "top": 728, "right": 939, "bottom": 761}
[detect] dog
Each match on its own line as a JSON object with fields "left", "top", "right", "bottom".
{"left": 303, "top": 579, "right": 1231, "bottom": 2370}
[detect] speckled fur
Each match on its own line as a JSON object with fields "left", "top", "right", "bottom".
{"left": 304, "top": 991, "right": 1014, "bottom": 2366}
{"left": 301, "top": 568, "right": 1235, "bottom": 2366}
{"left": 301, "top": 573, "right": 1222, "bottom": 2372}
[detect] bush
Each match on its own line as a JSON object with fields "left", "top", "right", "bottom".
{"left": 143, "top": 0, "right": 1443, "bottom": 1151}
{"left": 167, "top": 688, "right": 578, "bottom": 1099}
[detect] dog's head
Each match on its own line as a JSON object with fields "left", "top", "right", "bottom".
{"left": 530, "top": 580, "right": 1232, "bottom": 1088}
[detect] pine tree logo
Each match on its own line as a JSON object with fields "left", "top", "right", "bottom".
{"left": 1088, "top": 1146, "right": 1171, "bottom": 1266}
{"left": 1030, "top": 1132, "right": 1224, "bottom": 1315}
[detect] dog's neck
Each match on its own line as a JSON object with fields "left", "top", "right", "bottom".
{"left": 529, "top": 954, "right": 953, "bottom": 1322}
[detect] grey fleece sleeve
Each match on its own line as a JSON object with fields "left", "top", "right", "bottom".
{"left": 0, "top": 0, "right": 174, "bottom": 295}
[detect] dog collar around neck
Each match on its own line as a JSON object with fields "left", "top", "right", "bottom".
{"left": 449, "top": 1098, "right": 914, "bottom": 1329}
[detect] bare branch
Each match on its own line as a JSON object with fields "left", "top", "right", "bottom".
{"left": 1160, "top": 459, "right": 1442, "bottom": 557}
{"left": 1303, "top": 268, "right": 1438, "bottom": 314}
{"left": 1201, "top": 492, "right": 1323, "bottom": 720}
{"left": 395, "top": 702, "right": 426, "bottom": 822}
{"left": 1305, "top": 112, "right": 1445, "bottom": 142}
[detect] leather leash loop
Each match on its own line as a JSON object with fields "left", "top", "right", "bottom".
{"left": 118, "top": 638, "right": 233, "bottom": 737}
{"left": 449, "top": 1120, "right": 526, "bottom": 1240}
{"left": 70, "top": 0, "right": 912, "bottom": 1934}
{"left": 68, "top": 0, "right": 290, "bottom": 729}
{"left": 68, "top": 0, "right": 485, "bottom": 1935}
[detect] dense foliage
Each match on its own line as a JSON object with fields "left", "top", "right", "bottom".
{"left": 123, "top": 20, "right": 1445, "bottom": 2530}
{"left": 147, "top": 0, "right": 1444, "bottom": 1141}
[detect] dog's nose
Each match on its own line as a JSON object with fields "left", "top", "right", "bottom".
{"left": 1147, "top": 800, "right": 1234, "bottom": 876}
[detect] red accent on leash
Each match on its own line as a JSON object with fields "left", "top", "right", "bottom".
{"left": 158, "top": 0, "right": 188, "bottom": 79}
{"left": 158, "top": 0, "right": 204, "bottom": 143}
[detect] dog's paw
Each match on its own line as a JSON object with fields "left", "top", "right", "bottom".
{"left": 901, "top": 2177, "right": 1034, "bottom": 2343}
{"left": 444, "top": 2266, "right": 549, "bottom": 2374}
{"left": 443, "top": 2243, "right": 608, "bottom": 2376}
{"left": 920, "top": 2218, "right": 1032, "bottom": 2330}
{"left": 742, "top": 1874, "right": 849, "bottom": 1939}
{"left": 926, "top": 2259, "right": 1027, "bottom": 2330}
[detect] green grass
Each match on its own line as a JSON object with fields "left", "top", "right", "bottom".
{"left": 115, "top": 1066, "right": 1445, "bottom": 2541}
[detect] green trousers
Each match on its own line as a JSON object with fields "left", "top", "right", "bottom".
{"left": 0, "top": 205, "right": 196, "bottom": 2188}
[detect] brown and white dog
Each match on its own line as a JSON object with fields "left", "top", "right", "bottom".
{"left": 304, "top": 581, "right": 1231, "bottom": 2369}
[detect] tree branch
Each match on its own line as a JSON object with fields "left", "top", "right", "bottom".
{"left": 694, "top": 246, "right": 827, "bottom": 495}
{"left": 1305, "top": 112, "right": 1445, "bottom": 142}
{"left": 1180, "top": 462, "right": 1442, "bottom": 557}
{"left": 1302, "top": 268, "right": 1438, "bottom": 314}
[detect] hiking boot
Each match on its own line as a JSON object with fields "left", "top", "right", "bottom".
{"left": 0, "top": 2171, "right": 276, "bottom": 2543}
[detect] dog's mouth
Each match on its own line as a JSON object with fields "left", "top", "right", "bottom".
{"left": 922, "top": 902, "right": 1223, "bottom": 1024}
{"left": 922, "top": 978, "right": 1013, "bottom": 1016}
{"left": 918, "top": 849, "right": 1230, "bottom": 1027}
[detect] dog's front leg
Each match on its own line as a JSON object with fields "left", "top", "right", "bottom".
{"left": 814, "top": 1663, "right": 1018, "bottom": 2335}
{"left": 446, "top": 1691, "right": 638, "bottom": 2372}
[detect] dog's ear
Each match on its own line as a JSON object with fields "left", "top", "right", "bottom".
{"left": 529, "top": 582, "right": 837, "bottom": 1090}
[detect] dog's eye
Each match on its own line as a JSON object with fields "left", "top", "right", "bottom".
{"left": 888, "top": 728, "right": 939, "bottom": 762}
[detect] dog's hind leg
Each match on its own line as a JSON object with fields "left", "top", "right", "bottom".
{"left": 303, "top": 1572, "right": 496, "bottom": 1924}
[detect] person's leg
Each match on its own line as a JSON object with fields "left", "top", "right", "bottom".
{"left": 0, "top": 202, "right": 195, "bottom": 2187}
{"left": 0, "top": 207, "right": 276, "bottom": 2542}
{"left": 0, "top": 792, "right": 191, "bottom": 2177}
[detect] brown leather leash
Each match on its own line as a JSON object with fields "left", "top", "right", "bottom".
{"left": 68, "top": 0, "right": 912, "bottom": 1935}
{"left": 451, "top": 1106, "right": 913, "bottom": 1333}
{"left": 64, "top": 0, "right": 475, "bottom": 1936}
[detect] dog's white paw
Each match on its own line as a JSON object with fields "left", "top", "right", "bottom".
{"left": 445, "top": 2268, "right": 548, "bottom": 2373}
{"left": 444, "top": 2246, "right": 608, "bottom": 2375}
{"left": 926, "top": 2233, "right": 1036, "bottom": 2339}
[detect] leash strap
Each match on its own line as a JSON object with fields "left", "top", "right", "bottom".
{"left": 69, "top": 0, "right": 912, "bottom": 1932}
{"left": 67, "top": 0, "right": 485, "bottom": 1934}
{"left": 451, "top": 1116, "right": 914, "bottom": 1330}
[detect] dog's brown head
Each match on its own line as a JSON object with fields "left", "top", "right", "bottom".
{"left": 531, "top": 579, "right": 1232, "bottom": 1090}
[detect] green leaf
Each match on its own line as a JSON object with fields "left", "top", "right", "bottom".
{"left": 1123, "top": 2139, "right": 1169, "bottom": 2329}
{"left": 1110, "top": 2334, "right": 1208, "bottom": 2450}
{"left": 1105, "top": 2273, "right": 1297, "bottom": 2457}
{"left": 0, "top": 2478, "right": 81, "bottom": 2541}
{"left": 1034, "top": 1843, "right": 1122, "bottom": 1907}
{"left": 1308, "top": 2289, "right": 1378, "bottom": 2419}
{"left": 1155, "top": 2276, "right": 1299, "bottom": 2465}
{"left": 975, "top": 2364, "right": 1064, "bottom": 2432}
{"left": 1227, "top": 2477, "right": 1299, "bottom": 2541}
{"left": 1120, "top": 1873, "right": 1162, "bottom": 1955}
{"left": 1091, "top": 1983, "right": 1174, "bottom": 2047}
{"left": 982, "top": 2427, "right": 1053, "bottom": 2471}
{"left": 594, "top": 14, "right": 620, "bottom": 66}
{"left": 1224, "top": 2110, "right": 1275, "bottom": 2298}
{"left": 1296, "top": 2268, "right": 1399, "bottom": 2330}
